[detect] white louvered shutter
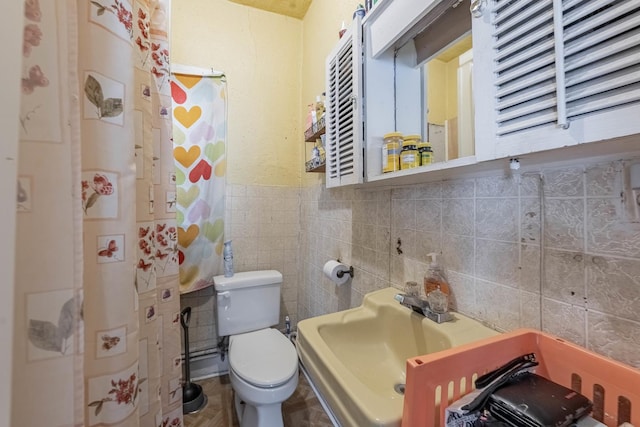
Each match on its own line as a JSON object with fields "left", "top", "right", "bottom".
{"left": 325, "top": 18, "right": 363, "bottom": 188}
{"left": 563, "top": 1, "right": 640, "bottom": 118}
{"left": 474, "top": 0, "right": 640, "bottom": 161}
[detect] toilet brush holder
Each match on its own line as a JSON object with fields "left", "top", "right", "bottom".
{"left": 181, "top": 307, "right": 208, "bottom": 414}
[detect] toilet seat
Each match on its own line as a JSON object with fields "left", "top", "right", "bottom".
{"left": 229, "top": 328, "right": 298, "bottom": 388}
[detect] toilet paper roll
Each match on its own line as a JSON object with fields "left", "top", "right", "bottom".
{"left": 323, "top": 260, "right": 350, "bottom": 286}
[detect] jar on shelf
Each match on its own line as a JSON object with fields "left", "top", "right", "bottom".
{"left": 382, "top": 132, "right": 403, "bottom": 173}
{"left": 400, "top": 135, "right": 420, "bottom": 170}
{"left": 418, "top": 141, "right": 433, "bottom": 166}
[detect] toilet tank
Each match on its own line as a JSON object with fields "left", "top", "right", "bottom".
{"left": 213, "top": 270, "right": 283, "bottom": 336}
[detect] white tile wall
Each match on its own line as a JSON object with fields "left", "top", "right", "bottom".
{"left": 299, "top": 155, "right": 640, "bottom": 369}
{"left": 180, "top": 184, "right": 301, "bottom": 353}
{"left": 181, "top": 155, "right": 640, "bottom": 369}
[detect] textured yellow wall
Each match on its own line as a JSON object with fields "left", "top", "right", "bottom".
{"left": 171, "top": 0, "right": 303, "bottom": 186}
{"left": 427, "top": 59, "right": 447, "bottom": 125}
{"left": 427, "top": 57, "right": 459, "bottom": 125}
{"left": 172, "top": 0, "right": 360, "bottom": 187}
{"left": 301, "top": 0, "right": 361, "bottom": 187}
{"left": 445, "top": 58, "right": 459, "bottom": 120}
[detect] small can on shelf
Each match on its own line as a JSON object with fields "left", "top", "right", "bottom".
{"left": 400, "top": 135, "right": 420, "bottom": 170}
{"left": 382, "top": 132, "right": 403, "bottom": 173}
{"left": 418, "top": 141, "right": 433, "bottom": 166}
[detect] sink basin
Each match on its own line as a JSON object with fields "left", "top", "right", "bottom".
{"left": 297, "top": 287, "right": 499, "bottom": 427}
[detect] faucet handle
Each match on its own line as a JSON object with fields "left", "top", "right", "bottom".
{"left": 426, "top": 288, "right": 449, "bottom": 313}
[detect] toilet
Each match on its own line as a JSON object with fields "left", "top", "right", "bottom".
{"left": 213, "top": 270, "right": 298, "bottom": 427}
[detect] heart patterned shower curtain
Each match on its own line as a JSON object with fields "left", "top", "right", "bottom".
{"left": 170, "top": 68, "right": 227, "bottom": 294}
{"left": 14, "top": 0, "right": 182, "bottom": 426}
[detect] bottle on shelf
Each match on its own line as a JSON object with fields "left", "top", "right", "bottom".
{"left": 223, "top": 240, "right": 234, "bottom": 277}
{"left": 315, "top": 95, "right": 325, "bottom": 122}
{"left": 339, "top": 21, "right": 346, "bottom": 38}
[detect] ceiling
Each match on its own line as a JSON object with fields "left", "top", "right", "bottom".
{"left": 228, "top": 0, "right": 313, "bottom": 19}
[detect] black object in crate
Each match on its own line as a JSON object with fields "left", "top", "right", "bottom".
{"left": 488, "top": 373, "right": 593, "bottom": 427}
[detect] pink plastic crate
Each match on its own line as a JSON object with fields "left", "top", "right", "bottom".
{"left": 401, "top": 328, "right": 640, "bottom": 427}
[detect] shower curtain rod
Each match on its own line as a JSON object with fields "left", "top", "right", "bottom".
{"left": 170, "top": 63, "right": 225, "bottom": 77}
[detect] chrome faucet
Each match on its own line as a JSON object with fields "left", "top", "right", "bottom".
{"left": 394, "top": 293, "right": 453, "bottom": 323}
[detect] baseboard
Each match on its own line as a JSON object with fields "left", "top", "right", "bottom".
{"left": 188, "top": 350, "right": 229, "bottom": 382}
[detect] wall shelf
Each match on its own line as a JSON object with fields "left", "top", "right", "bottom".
{"left": 304, "top": 115, "right": 326, "bottom": 173}
{"left": 304, "top": 116, "right": 325, "bottom": 142}
{"left": 305, "top": 158, "right": 326, "bottom": 173}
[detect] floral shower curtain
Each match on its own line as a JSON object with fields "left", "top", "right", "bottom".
{"left": 170, "top": 69, "right": 227, "bottom": 294}
{"left": 14, "top": 0, "right": 182, "bottom": 426}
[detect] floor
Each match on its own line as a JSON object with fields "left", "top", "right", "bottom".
{"left": 183, "top": 371, "right": 334, "bottom": 427}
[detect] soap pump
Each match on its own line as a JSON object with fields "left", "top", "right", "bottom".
{"left": 424, "top": 252, "right": 450, "bottom": 297}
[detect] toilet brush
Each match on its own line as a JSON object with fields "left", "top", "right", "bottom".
{"left": 181, "top": 307, "right": 208, "bottom": 414}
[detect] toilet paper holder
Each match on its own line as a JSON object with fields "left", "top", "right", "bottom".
{"left": 336, "top": 260, "right": 354, "bottom": 278}
{"left": 337, "top": 265, "right": 354, "bottom": 278}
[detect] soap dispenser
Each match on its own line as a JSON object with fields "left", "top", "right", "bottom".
{"left": 424, "top": 253, "right": 450, "bottom": 297}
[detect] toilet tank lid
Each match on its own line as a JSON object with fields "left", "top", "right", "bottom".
{"left": 213, "top": 270, "right": 282, "bottom": 291}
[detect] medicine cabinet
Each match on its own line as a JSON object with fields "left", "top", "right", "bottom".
{"left": 362, "top": 0, "right": 477, "bottom": 184}
{"left": 324, "top": 0, "right": 640, "bottom": 188}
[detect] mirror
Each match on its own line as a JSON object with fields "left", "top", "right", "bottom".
{"left": 396, "top": 0, "right": 475, "bottom": 165}
{"left": 362, "top": 0, "right": 476, "bottom": 180}
{"left": 424, "top": 34, "right": 474, "bottom": 164}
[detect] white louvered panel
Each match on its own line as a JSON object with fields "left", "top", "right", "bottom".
{"left": 338, "top": 77, "right": 353, "bottom": 94}
{"left": 566, "top": 52, "right": 639, "bottom": 87}
{"left": 338, "top": 56, "right": 352, "bottom": 75}
{"left": 496, "top": 66, "right": 555, "bottom": 102}
{"left": 563, "top": 0, "right": 640, "bottom": 120}
{"left": 494, "top": 9, "right": 553, "bottom": 51}
{"left": 337, "top": 113, "right": 353, "bottom": 129}
{"left": 493, "top": 0, "right": 551, "bottom": 27}
{"left": 497, "top": 96, "right": 557, "bottom": 123}
{"left": 326, "top": 54, "right": 339, "bottom": 180}
{"left": 329, "top": 94, "right": 339, "bottom": 177}
{"left": 493, "top": 0, "right": 558, "bottom": 136}
{"left": 497, "top": 81, "right": 557, "bottom": 110}
{"left": 566, "top": 11, "right": 638, "bottom": 52}
{"left": 565, "top": 31, "right": 638, "bottom": 73}
{"left": 338, "top": 127, "right": 354, "bottom": 147}
{"left": 324, "top": 17, "right": 363, "bottom": 187}
{"left": 564, "top": 0, "right": 615, "bottom": 26}
{"left": 338, "top": 89, "right": 352, "bottom": 108}
{"left": 562, "top": 0, "right": 586, "bottom": 11}
{"left": 495, "top": 39, "right": 554, "bottom": 74}
{"left": 568, "top": 87, "right": 640, "bottom": 117}
{"left": 497, "top": 110, "right": 559, "bottom": 136}
{"left": 495, "top": 55, "right": 555, "bottom": 88}
{"left": 494, "top": 25, "right": 554, "bottom": 62}
{"left": 566, "top": 68, "right": 640, "bottom": 103}
{"left": 334, "top": 41, "right": 353, "bottom": 178}
{"left": 339, "top": 149, "right": 354, "bottom": 163}
{"left": 475, "top": 0, "right": 640, "bottom": 160}
{"left": 563, "top": 0, "right": 638, "bottom": 40}
{"left": 493, "top": 0, "right": 553, "bottom": 48}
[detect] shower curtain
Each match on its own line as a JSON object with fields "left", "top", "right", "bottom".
{"left": 14, "top": 0, "right": 182, "bottom": 426}
{"left": 170, "top": 69, "right": 227, "bottom": 294}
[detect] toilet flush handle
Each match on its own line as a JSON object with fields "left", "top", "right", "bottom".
{"left": 218, "top": 291, "right": 231, "bottom": 300}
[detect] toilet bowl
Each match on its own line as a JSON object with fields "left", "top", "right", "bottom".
{"left": 213, "top": 271, "right": 299, "bottom": 427}
{"left": 228, "top": 328, "right": 298, "bottom": 427}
